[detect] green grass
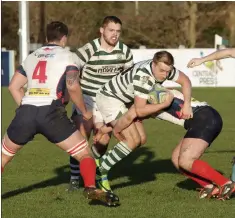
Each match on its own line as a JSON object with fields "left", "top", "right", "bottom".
{"left": 1, "top": 87, "right": 235, "bottom": 218}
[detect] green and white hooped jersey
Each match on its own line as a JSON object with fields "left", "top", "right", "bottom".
{"left": 99, "top": 59, "right": 180, "bottom": 104}
{"left": 75, "top": 38, "right": 133, "bottom": 98}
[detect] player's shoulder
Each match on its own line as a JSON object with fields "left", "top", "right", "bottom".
{"left": 63, "top": 50, "right": 80, "bottom": 65}
{"left": 168, "top": 66, "right": 180, "bottom": 80}
{"left": 118, "top": 41, "right": 131, "bottom": 53}
{"left": 80, "top": 38, "right": 100, "bottom": 52}
{"left": 135, "top": 60, "right": 154, "bottom": 78}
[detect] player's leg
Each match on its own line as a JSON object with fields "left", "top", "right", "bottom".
{"left": 95, "top": 94, "right": 141, "bottom": 191}
{"left": 2, "top": 105, "right": 37, "bottom": 174}
{"left": 171, "top": 139, "right": 211, "bottom": 187}
{"left": 56, "top": 130, "right": 119, "bottom": 205}
{"left": 2, "top": 135, "right": 23, "bottom": 171}
{"left": 69, "top": 101, "right": 94, "bottom": 190}
{"left": 134, "top": 119, "right": 147, "bottom": 146}
{"left": 178, "top": 107, "right": 234, "bottom": 199}
{"left": 96, "top": 119, "right": 141, "bottom": 192}
{"left": 91, "top": 108, "right": 112, "bottom": 159}
{"left": 92, "top": 122, "right": 111, "bottom": 158}
{"left": 40, "top": 103, "right": 119, "bottom": 206}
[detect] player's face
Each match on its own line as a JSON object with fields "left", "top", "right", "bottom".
{"left": 152, "top": 62, "right": 172, "bottom": 81}
{"left": 100, "top": 22, "right": 122, "bottom": 46}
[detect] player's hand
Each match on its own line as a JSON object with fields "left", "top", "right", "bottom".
{"left": 162, "top": 91, "right": 174, "bottom": 107}
{"left": 187, "top": 58, "right": 204, "bottom": 68}
{"left": 93, "top": 129, "right": 103, "bottom": 144}
{"left": 83, "top": 110, "right": 93, "bottom": 121}
{"left": 180, "top": 103, "right": 193, "bottom": 119}
{"left": 113, "top": 128, "right": 126, "bottom": 142}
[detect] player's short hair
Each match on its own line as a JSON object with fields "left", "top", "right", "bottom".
{"left": 102, "top": 16, "right": 122, "bottom": 27}
{"left": 46, "top": 21, "right": 68, "bottom": 42}
{"left": 153, "top": 51, "right": 174, "bottom": 66}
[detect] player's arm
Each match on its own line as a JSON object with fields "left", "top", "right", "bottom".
{"left": 133, "top": 72, "right": 173, "bottom": 118}
{"left": 8, "top": 65, "right": 28, "bottom": 106}
{"left": 74, "top": 42, "right": 93, "bottom": 66}
{"left": 187, "top": 48, "right": 235, "bottom": 68}
{"left": 65, "top": 66, "right": 92, "bottom": 120}
{"left": 113, "top": 105, "right": 137, "bottom": 133}
{"left": 170, "top": 68, "right": 192, "bottom": 119}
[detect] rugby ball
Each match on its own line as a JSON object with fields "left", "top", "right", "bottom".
{"left": 148, "top": 84, "right": 168, "bottom": 104}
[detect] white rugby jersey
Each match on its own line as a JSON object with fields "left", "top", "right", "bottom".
{"left": 75, "top": 38, "right": 133, "bottom": 98}
{"left": 99, "top": 59, "right": 180, "bottom": 103}
{"left": 18, "top": 44, "right": 80, "bottom": 106}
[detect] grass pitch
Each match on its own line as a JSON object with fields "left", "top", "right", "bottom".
{"left": 1, "top": 87, "right": 235, "bottom": 218}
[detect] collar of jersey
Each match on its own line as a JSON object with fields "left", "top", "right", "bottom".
{"left": 44, "top": 44, "right": 61, "bottom": 47}
{"left": 97, "top": 38, "right": 120, "bottom": 52}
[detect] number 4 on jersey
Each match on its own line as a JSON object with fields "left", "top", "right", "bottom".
{"left": 32, "top": 61, "right": 47, "bottom": 83}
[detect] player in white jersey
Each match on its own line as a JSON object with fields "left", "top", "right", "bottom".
{"left": 68, "top": 16, "right": 134, "bottom": 191}
{"left": 109, "top": 88, "right": 235, "bottom": 200}
{"left": 93, "top": 51, "right": 193, "bottom": 192}
{"left": 1, "top": 21, "right": 119, "bottom": 206}
{"left": 187, "top": 48, "right": 235, "bottom": 68}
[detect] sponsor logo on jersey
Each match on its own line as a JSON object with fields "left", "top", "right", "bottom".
{"left": 34, "top": 53, "right": 55, "bottom": 58}
{"left": 140, "top": 76, "right": 150, "bottom": 85}
{"left": 28, "top": 88, "right": 50, "bottom": 96}
{"left": 97, "top": 66, "right": 124, "bottom": 74}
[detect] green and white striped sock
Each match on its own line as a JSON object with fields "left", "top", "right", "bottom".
{"left": 99, "top": 141, "right": 132, "bottom": 174}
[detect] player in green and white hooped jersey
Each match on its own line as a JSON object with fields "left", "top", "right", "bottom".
{"left": 68, "top": 16, "right": 134, "bottom": 191}
{"left": 94, "top": 51, "right": 193, "bottom": 192}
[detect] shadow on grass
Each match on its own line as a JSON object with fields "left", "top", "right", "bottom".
{"left": 2, "top": 146, "right": 177, "bottom": 199}
{"left": 205, "top": 150, "right": 235, "bottom": 154}
{"left": 2, "top": 146, "right": 227, "bottom": 200}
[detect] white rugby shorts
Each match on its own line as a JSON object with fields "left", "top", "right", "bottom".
{"left": 96, "top": 92, "right": 128, "bottom": 124}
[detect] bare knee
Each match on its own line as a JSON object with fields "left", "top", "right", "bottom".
{"left": 2, "top": 135, "right": 22, "bottom": 168}
{"left": 139, "top": 134, "right": 147, "bottom": 146}
{"left": 171, "top": 152, "right": 179, "bottom": 170}
{"left": 133, "top": 133, "right": 141, "bottom": 148}
{"left": 178, "top": 155, "right": 195, "bottom": 171}
{"left": 124, "top": 133, "right": 141, "bottom": 150}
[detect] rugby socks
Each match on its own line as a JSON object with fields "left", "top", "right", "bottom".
{"left": 80, "top": 157, "right": 96, "bottom": 187}
{"left": 70, "top": 156, "right": 80, "bottom": 181}
{"left": 181, "top": 169, "right": 211, "bottom": 187}
{"left": 91, "top": 143, "right": 108, "bottom": 159}
{"left": 191, "top": 160, "right": 229, "bottom": 186}
{"left": 99, "top": 141, "right": 132, "bottom": 174}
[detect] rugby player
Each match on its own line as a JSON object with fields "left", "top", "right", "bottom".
{"left": 1, "top": 21, "right": 119, "bottom": 206}
{"left": 94, "top": 51, "right": 193, "bottom": 192}
{"left": 110, "top": 88, "right": 235, "bottom": 200}
{"left": 69, "top": 16, "right": 134, "bottom": 191}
